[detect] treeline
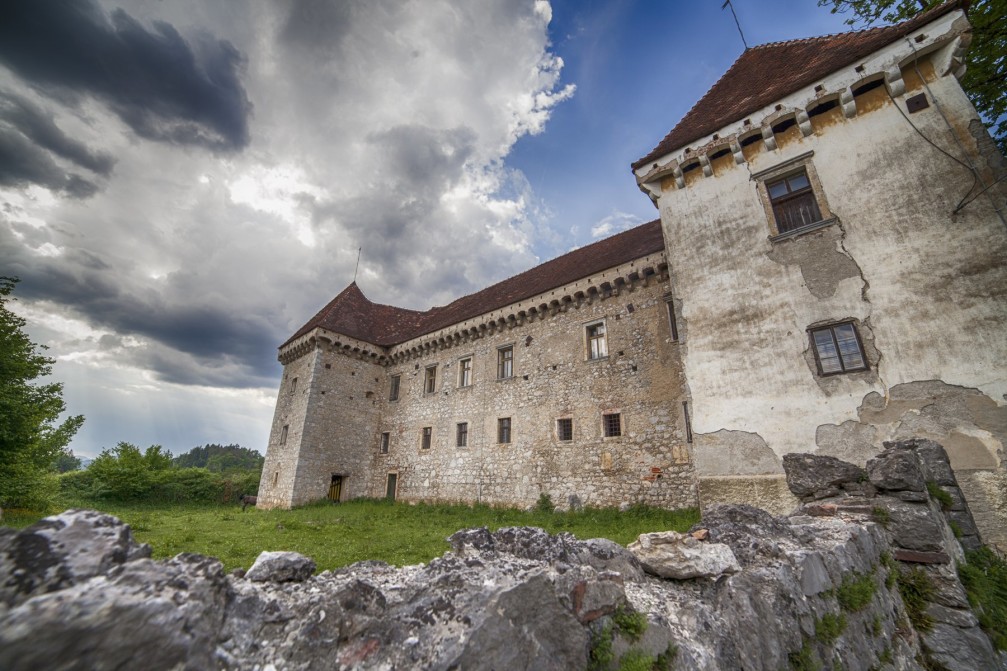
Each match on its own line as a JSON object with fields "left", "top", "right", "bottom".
{"left": 59, "top": 442, "right": 262, "bottom": 505}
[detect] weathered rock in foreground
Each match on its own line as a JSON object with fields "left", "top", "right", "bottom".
{"left": 627, "top": 530, "right": 739, "bottom": 579}
{"left": 0, "top": 440, "right": 1003, "bottom": 670}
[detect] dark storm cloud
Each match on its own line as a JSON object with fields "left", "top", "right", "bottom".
{"left": 367, "top": 125, "right": 477, "bottom": 191}
{"left": 0, "top": 0, "right": 251, "bottom": 152}
{"left": 0, "top": 92, "right": 116, "bottom": 175}
{"left": 0, "top": 127, "right": 99, "bottom": 198}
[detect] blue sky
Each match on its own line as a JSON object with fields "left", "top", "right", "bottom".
{"left": 0, "top": 0, "right": 858, "bottom": 458}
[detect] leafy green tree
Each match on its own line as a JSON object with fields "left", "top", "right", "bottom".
{"left": 173, "top": 443, "right": 264, "bottom": 472}
{"left": 818, "top": 0, "right": 1006, "bottom": 153}
{"left": 52, "top": 449, "right": 82, "bottom": 473}
{"left": 0, "top": 277, "right": 84, "bottom": 509}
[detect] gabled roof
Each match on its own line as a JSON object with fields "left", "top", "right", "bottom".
{"left": 282, "top": 219, "right": 665, "bottom": 350}
{"left": 631, "top": 1, "right": 966, "bottom": 170}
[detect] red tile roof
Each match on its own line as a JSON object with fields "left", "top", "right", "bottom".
{"left": 281, "top": 219, "right": 665, "bottom": 350}
{"left": 631, "top": 1, "right": 966, "bottom": 170}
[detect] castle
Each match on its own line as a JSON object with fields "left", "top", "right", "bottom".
{"left": 258, "top": 2, "right": 1007, "bottom": 546}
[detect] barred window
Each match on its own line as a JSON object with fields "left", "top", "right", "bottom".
{"left": 457, "top": 422, "right": 468, "bottom": 447}
{"left": 557, "top": 418, "right": 573, "bottom": 442}
{"left": 422, "top": 426, "right": 432, "bottom": 449}
{"left": 603, "top": 413, "right": 622, "bottom": 438}
{"left": 498, "top": 417, "right": 511, "bottom": 444}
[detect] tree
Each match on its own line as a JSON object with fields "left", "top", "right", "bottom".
{"left": 818, "top": 0, "right": 1006, "bottom": 154}
{"left": 88, "top": 442, "right": 171, "bottom": 500}
{"left": 53, "top": 449, "right": 82, "bottom": 473}
{"left": 173, "top": 443, "right": 264, "bottom": 472}
{"left": 0, "top": 277, "right": 84, "bottom": 509}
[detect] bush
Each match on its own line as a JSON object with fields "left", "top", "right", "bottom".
{"left": 897, "top": 567, "right": 935, "bottom": 632}
{"left": 150, "top": 468, "right": 225, "bottom": 504}
{"left": 837, "top": 572, "right": 875, "bottom": 612}
{"left": 59, "top": 469, "right": 96, "bottom": 499}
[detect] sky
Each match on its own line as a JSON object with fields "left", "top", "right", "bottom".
{"left": 1, "top": 0, "right": 858, "bottom": 459}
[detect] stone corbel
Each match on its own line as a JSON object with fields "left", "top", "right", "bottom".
{"left": 761, "top": 126, "right": 777, "bottom": 151}
{"left": 796, "top": 111, "right": 812, "bottom": 137}
{"left": 840, "top": 88, "right": 857, "bottom": 118}
{"left": 699, "top": 154, "right": 712, "bottom": 177}
{"left": 885, "top": 66, "right": 905, "bottom": 98}
{"left": 673, "top": 166, "right": 684, "bottom": 189}
{"left": 730, "top": 139, "right": 744, "bottom": 164}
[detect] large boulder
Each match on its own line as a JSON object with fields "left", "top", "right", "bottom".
{"left": 782, "top": 453, "right": 867, "bottom": 500}
{"left": 0, "top": 509, "right": 150, "bottom": 607}
{"left": 245, "top": 550, "right": 315, "bottom": 582}
{"left": 628, "top": 531, "right": 740, "bottom": 579}
{"left": 867, "top": 448, "right": 925, "bottom": 492}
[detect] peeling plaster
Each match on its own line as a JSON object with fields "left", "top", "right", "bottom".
{"left": 766, "top": 225, "right": 861, "bottom": 298}
{"left": 693, "top": 429, "right": 780, "bottom": 476}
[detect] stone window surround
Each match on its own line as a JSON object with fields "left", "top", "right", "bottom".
{"left": 423, "top": 365, "right": 437, "bottom": 395}
{"left": 379, "top": 432, "right": 390, "bottom": 454}
{"left": 585, "top": 319, "right": 608, "bottom": 361}
{"left": 389, "top": 374, "right": 401, "bottom": 401}
{"left": 602, "top": 412, "right": 622, "bottom": 438}
{"left": 456, "top": 421, "right": 469, "bottom": 447}
{"left": 808, "top": 321, "right": 869, "bottom": 376}
{"left": 556, "top": 417, "right": 573, "bottom": 442}
{"left": 421, "top": 426, "right": 432, "bottom": 450}
{"left": 498, "top": 417, "right": 512, "bottom": 444}
{"left": 751, "top": 151, "right": 836, "bottom": 240}
{"left": 279, "top": 425, "right": 288, "bottom": 445}
{"left": 497, "top": 344, "right": 515, "bottom": 380}
{"left": 290, "top": 377, "right": 297, "bottom": 394}
{"left": 457, "top": 355, "right": 473, "bottom": 388}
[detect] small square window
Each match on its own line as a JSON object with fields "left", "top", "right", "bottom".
{"left": 424, "top": 365, "right": 437, "bottom": 394}
{"left": 498, "top": 417, "right": 511, "bottom": 444}
{"left": 279, "top": 424, "right": 289, "bottom": 445}
{"left": 766, "top": 168, "right": 822, "bottom": 234}
{"left": 587, "top": 322, "right": 608, "bottom": 360}
{"left": 380, "top": 432, "right": 390, "bottom": 454}
{"left": 557, "top": 418, "right": 573, "bottom": 442}
{"left": 457, "top": 422, "right": 468, "bottom": 447}
{"left": 459, "top": 357, "right": 472, "bottom": 387}
{"left": 389, "top": 375, "right": 400, "bottom": 401}
{"left": 603, "top": 413, "right": 622, "bottom": 437}
{"left": 421, "top": 426, "right": 432, "bottom": 449}
{"left": 810, "top": 322, "right": 867, "bottom": 375}
{"left": 497, "top": 346, "right": 514, "bottom": 379}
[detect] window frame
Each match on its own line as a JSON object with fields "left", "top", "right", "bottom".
{"left": 379, "top": 432, "right": 390, "bottom": 454}
{"left": 602, "top": 413, "right": 622, "bottom": 438}
{"left": 809, "top": 322, "right": 869, "bottom": 376}
{"left": 458, "top": 356, "right": 473, "bottom": 387}
{"left": 290, "top": 377, "right": 298, "bottom": 394}
{"left": 586, "top": 321, "right": 608, "bottom": 360}
{"left": 752, "top": 152, "right": 834, "bottom": 239}
{"left": 424, "top": 365, "right": 437, "bottom": 395}
{"left": 389, "top": 374, "right": 401, "bottom": 401}
{"left": 279, "top": 424, "right": 289, "bottom": 445}
{"left": 456, "top": 422, "right": 468, "bottom": 447}
{"left": 556, "top": 418, "right": 573, "bottom": 442}
{"left": 497, "top": 345, "right": 514, "bottom": 380}
{"left": 497, "top": 417, "right": 512, "bottom": 444}
{"left": 421, "top": 426, "right": 432, "bottom": 450}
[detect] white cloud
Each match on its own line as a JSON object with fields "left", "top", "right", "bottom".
{"left": 591, "top": 211, "right": 644, "bottom": 238}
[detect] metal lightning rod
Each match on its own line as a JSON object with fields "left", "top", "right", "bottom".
{"left": 722, "top": 0, "right": 749, "bottom": 50}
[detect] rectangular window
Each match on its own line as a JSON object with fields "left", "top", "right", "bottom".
{"left": 587, "top": 322, "right": 608, "bottom": 360}
{"left": 767, "top": 168, "right": 822, "bottom": 234}
{"left": 457, "top": 422, "right": 468, "bottom": 447}
{"left": 424, "top": 365, "right": 437, "bottom": 394}
{"left": 290, "top": 377, "right": 298, "bottom": 394}
{"left": 603, "top": 413, "right": 622, "bottom": 437}
{"left": 497, "top": 346, "right": 513, "bottom": 379}
{"left": 389, "top": 375, "right": 400, "bottom": 401}
{"left": 380, "top": 432, "right": 390, "bottom": 454}
{"left": 498, "top": 417, "right": 511, "bottom": 444}
{"left": 810, "top": 322, "right": 867, "bottom": 375}
{"left": 666, "top": 299, "right": 679, "bottom": 341}
{"left": 421, "top": 426, "right": 432, "bottom": 450}
{"left": 279, "top": 424, "right": 289, "bottom": 444}
{"left": 557, "top": 418, "right": 573, "bottom": 442}
{"left": 459, "top": 357, "right": 472, "bottom": 387}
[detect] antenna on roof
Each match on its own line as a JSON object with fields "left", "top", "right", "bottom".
{"left": 722, "top": 0, "right": 749, "bottom": 50}
{"left": 353, "top": 247, "right": 361, "bottom": 282}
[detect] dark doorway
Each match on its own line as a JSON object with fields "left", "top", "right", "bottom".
{"left": 385, "top": 473, "right": 397, "bottom": 500}
{"left": 328, "top": 474, "right": 343, "bottom": 502}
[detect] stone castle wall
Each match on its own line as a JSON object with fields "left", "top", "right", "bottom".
{"left": 370, "top": 275, "right": 696, "bottom": 510}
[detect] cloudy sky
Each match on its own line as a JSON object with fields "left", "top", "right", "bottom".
{"left": 1, "top": 0, "right": 854, "bottom": 459}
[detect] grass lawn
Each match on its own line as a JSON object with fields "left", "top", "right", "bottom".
{"left": 6, "top": 499, "right": 699, "bottom": 573}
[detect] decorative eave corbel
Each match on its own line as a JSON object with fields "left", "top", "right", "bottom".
{"left": 730, "top": 139, "right": 744, "bottom": 164}
{"left": 884, "top": 66, "right": 905, "bottom": 98}
{"left": 760, "top": 125, "right": 777, "bottom": 151}
{"left": 840, "top": 87, "right": 857, "bottom": 118}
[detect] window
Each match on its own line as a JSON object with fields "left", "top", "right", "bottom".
{"left": 557, "top": 418, "right": 573, "bottom": 442}
{"left": 389, "top": 375, "right": 400, "bottom": 401}
{"left": 498, "top": 417, "right": 511, "bottom": 444}
{"left": 290, "top": 377, "right": 298, "bottom": 394}
{"left": 459, "top": 357, "right": 472, "bottom": 387}
{"left": 457, "top": 422, "right": 468, "bottom": 447}
{"left": 379, "top": 432, "right": 390, "bottom": 454}
{"left": 767, "top": 168, "right": 822, "bottom": 234}
{"left": 603, "top": 413, "right": 622, "bottom": 437}
{"left": 587, "top": 322, "right": 608, "bottom": 360}
{"left": 497, "top": 346, "right": 513, "bottom": 379}
{"left": 424, "top": 365, "right": 437, "bottom": 394}
{"left": 279, "top": 424, "right": 289, "bottom": 444}
{"left": 810, "top": 322, "right": 867, "bottom": 375}
{"left": 421, "top": 427, "right": 432, "bottom": 450}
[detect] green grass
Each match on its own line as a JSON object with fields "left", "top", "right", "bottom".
{"left": 837, "top": 572, "right": 876, "bottom": 612}
{"left": 7, "top": 497, "right": 698, "bottom": 573}
{"left": 959, "top": 547, "right": 1007, "bottom": 650}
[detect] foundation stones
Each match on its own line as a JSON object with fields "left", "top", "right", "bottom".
{"left": 781, "top": 453, "right": 867, "bottom": 501}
